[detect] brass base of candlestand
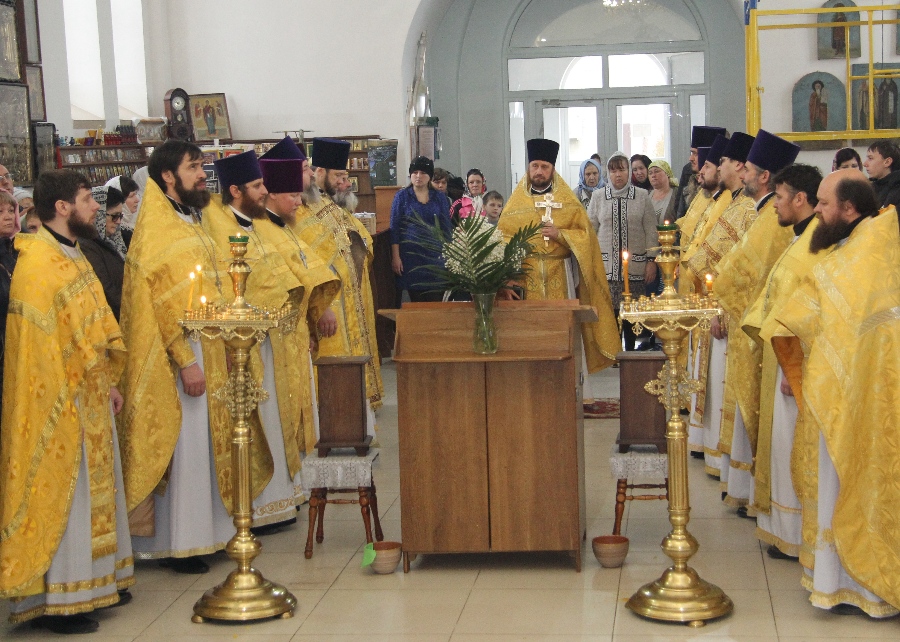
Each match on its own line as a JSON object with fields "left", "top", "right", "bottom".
{"left": 626, "top": 567, "right": 733, "bottom": 625}
{"left": 191, "top": 572, "right": 296, "bottom": 623}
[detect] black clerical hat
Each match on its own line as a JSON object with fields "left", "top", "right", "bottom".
{"left": 214, "top": 151, "right": 262, "bottom": 191}
{"left": 527, "top": 138, "right": 560, "bottom": 165}
{"left": 722, "top": 132, "right": 756, "bottom": 164}
{"left": 260, "top": 136, "right": 306, "bottom": 161}
{"left": 706, "top": 135, "right": 729, "bottom": 167}
{"left": 746, "top": 129, "right": 801, "bottom": 174}
{"left": 691, "top": 126, "right": 726, "bottom": 149}
{"left": 261, "top": 159, "right": 304, "bottom": 193}
{"left": 312, "top": 138, "right": 351, "bottom": 170}
{"left": 697, "top": 147, "right": 711, "bottom": 169}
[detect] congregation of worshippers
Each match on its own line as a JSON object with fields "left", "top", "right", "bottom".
{"left": 0, "top": 123, "right": 898, "bottom": 634}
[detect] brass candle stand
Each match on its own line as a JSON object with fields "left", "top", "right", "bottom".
{"left": 620, "top": 227, "right": 733, "bottom": 627}
{"left": 180, "top": 236, "right": 299, "bottom": 623}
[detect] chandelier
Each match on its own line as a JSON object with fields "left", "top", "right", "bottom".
{"left": 603, "top": 0, "right": 647, "bottom": 7}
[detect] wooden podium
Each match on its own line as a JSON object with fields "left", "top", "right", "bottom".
{"left": 381, "top": 300, "right": 597, "bottom": 571}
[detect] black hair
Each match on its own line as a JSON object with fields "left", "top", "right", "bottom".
{"left": 773, "top": 164, "right": 823, "bottom": 207}
{"left": 832, "top": 147, "right": 862, "bottom": 170}
{"left": 447, "top": 176, "right": 465, "bottom": 202}
{"left": 119, "top": 175, "right": 139, "bottom": 196}
{"left": 835, "top": 177, "right": 879, "bottom": 218}
{"left": 148, "top": 139, "right": 203, "bottom": 189}
{"left": 106, "top": 186, "right": 126, "bottom": 210}
{"left": 33, "top": 170, "right": 92, "bottom": 223}
{"left": 466, "top": 168, "right": 485, "bottom": 182}
{"left": 867, "top": 139, "right": 900, "bottom": 171}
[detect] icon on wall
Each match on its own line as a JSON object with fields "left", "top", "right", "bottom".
{"left": 851, "top": 63, "right": 900, "bottom": 130}
{"left": 817, "top": 0, "right": 861, "bottom": 60}
{"left": 792, "top": 72, "right": 846, "bottom": 133}
{"left": 189, "top": 93, "right": 232, "bottom": 142}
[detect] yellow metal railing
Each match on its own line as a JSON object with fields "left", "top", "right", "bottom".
{"left": 746, "top": 5, "right": 900, "bottom": 142}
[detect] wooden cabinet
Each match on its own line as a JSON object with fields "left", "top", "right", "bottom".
{"left": 383, "top": 300, "right": 597, "bottom": 570}
{"left": 616, "top": 351, "right": 667, "bottom": 453}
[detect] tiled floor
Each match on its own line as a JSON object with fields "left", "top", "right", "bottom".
{"left": 3, "top": 362, "right": 899, "bottom": 640}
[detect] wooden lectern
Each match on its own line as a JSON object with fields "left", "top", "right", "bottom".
{"left": 380, "top": 300, "right": 597, "bottom": 572}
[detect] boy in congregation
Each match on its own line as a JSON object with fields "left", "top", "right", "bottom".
{"left": 483, "top": 190, "right": 504, "bottom": 225}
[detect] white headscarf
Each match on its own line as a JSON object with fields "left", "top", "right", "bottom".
{"left": 106, "top": 166, "right": 148, "bottom": 230}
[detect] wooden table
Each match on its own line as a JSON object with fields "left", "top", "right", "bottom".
{"left": 381, "top": 300, "right": 597, "bottom": 571}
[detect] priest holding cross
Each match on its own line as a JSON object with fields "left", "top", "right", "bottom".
{"left": 498, "top": 138, "right": 620, "bottom": 373}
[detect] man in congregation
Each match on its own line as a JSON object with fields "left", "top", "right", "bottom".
{"left": 498, "top": 138, "right": 620, "bottom": 375}
{"left": 673, "top": 125, "right": 725, "bottom": 220}
{"left": 119, "top": 140, "right": 233, "bottom": 574}
{"left": 740, "top": 163, "right": 822, "bottom": 561}
{"left": 775, "top": 170, "right": 899, "bottom": 617}
{"left": 862, "top": 138, "right": 900, "bottom": 209}
{"left": 294, "top": 138, "right": 384, "bottom": 436}
{"left": 712, "top": 130, "right": 799, "bottom": 512}
{"left": 0, "top": 170, "right": 134, "bottom": 634}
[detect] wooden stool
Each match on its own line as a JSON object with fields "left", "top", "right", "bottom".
{"left": 609, "top": 445, "right": 669, "bottom": 535}
{"left": 300, "top": 450, "right": 384, "bottom": 558}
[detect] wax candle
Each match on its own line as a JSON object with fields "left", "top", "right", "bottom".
{"left": 705, "top": 273, "right": 714, "bottom": 295}
{"left": 188, "top": 272, "right": 195, "bottom": 310}
{"left": 623, "top": 250, "right": 630, "bottom": 296}
{"left": 200, "top": 295, "right": 207, "bottom": 311}
{"left": 196, "top": 265, "right": 203, "bottom": 300}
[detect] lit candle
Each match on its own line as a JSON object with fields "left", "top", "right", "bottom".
{"left": 622, "top": 250, "right": 630, "bottom": 297}
{"left": 200, "top": 295, "right": 207, "bottom": 311}
{"left": 664, "top": 219, "right": 670, "bottom": 225}
{"left": 705, "top": 273, "right": 714, "bottom": 295}
{"left": 188, "top": 272, "right": 195, "bottom": 310}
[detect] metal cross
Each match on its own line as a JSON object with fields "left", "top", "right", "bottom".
{"left": 535, "top": 194, "right": 562, "bottom": 245}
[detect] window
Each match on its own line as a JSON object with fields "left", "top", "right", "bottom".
{"left": 608, "top": 52, "right": 704, "bottom": 88}
{"left": 63, "top": 0, "right": 104, "bottom": 120}
{"left": 111, "top": 0, "right": 148, "bottom": 119}
{"left": 508, "top": 56, "right": 604, "bottom": 91}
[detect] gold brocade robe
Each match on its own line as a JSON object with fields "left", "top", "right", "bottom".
{"left": 714, "top": 197, "right": 793, "bottom": 461}
{"left": 676, "top": 189, "right": 712, "bottom": 256}
{"left": 119, "top": 179, "right": 258, "bottom": 515}
{"left": 498, "top": 174, "right": 620, "bottom": 373}
{"left": 0, "top": 229, "right": 126, "bottom": 596}
{"left": 742, "top": 217, "right": 821, "bottom": 520}
{"left": 235, "top": 209, "right": 340, "bottom": 457}
{"left": 775, "top": 209, "right": 900, "bottom": 610}
{"left": 681, "top": 189, "right": 733, "bottom": 270}
{"left": 293, "top": 196, "right": 383, "bottom": 409}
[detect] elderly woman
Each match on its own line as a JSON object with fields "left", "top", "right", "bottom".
{"left": 390, "top": 156, "right": 453, "bottom": 302}
{"left": 647, "top": 160, "right": 679, "bottom": 225}
{"left": 575, "top": 158, "right": 604, "bottom": 208}
{"left": 79, "top": 186, "right": 127, "bottom": 320}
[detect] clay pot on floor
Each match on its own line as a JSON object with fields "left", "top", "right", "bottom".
{"left": 371, "top": 541, "right": 402, "bottom": 574}
{"left": 592, "top": 535, "right": 629, "bottom": 568}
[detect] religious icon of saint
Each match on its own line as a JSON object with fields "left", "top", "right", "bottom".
{"left": 809, "top": 79, "right": 828, "bottom": 131}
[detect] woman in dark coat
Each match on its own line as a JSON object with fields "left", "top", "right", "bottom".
{"left": 80, "top": 186, "right": 127, "bottom": 320}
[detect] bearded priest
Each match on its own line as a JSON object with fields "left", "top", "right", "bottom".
{"left": 498, "top": 138, "right": 619, "bottom": 376}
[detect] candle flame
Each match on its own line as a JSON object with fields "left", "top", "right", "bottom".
{"left": 622, "top": 250, "right": 629, "bottom": 260}
{"left": 200, "top": 295, "right": 207, "bottom": 305}
{"left": 196, "top": 265, "right": 202, "bottom": 273}
{"left": 664, "top": 220, "right": 670, "bottom": 225}
{"left": 189, "top": 272, "right": 195, "bottom": 280}
{"left": 705, "top": 273, "right": 713, "bottom": 283}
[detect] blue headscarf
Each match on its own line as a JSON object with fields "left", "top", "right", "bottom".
{"left": 576, "top": 158, "right": 605, "bottom": 194}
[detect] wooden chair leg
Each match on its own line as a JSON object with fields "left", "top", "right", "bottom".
{"left": 370, "top": 480, "right": 384, "bottom": 541}
{"left": 614, "top": 478, "right": 627, "bottom": 535}
{"left": 315, "top": 490, "right": 327, "bottom": 543}
{"left": 305, "top": 489, "right": 321, "bottom": 559}
{"left": 358, "top": 487, "right": 374, "bottom": 544}
{"left": 403, "top": 551, "right": 410, "bottom": 573}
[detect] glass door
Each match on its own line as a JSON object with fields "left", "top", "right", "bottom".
{"left": 542, "top": 104, "right": 599, "bottom": 189}
{"left": 607, "top": 99, "right": 674, "bottom": 165}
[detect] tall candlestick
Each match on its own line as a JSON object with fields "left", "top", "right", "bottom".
{"left": 188, "top": 272, "right": 195, "bottom": 310}
{"left": 623, "top": 250, "right": 630, "bottom": 297}
{"left": 196, "top": 265, "right": 203, "bottom": 301}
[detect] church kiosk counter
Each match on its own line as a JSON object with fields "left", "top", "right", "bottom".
{"left": 380, "top": 300, "right": 597, "bottom": 571}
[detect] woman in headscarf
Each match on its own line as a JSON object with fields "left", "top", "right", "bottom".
{"left": 105, "top": 174, "right": 141, "bottom": 245}
{"left": 79, "top": 186, "right": 127, "bottom": 320}
{"left": 0, "top": 189, "right": 20, "bottom": 421}
{"left": 647, "top": 159, "right": 679, "bottom": 226}
{"left": 630, "top": 154, "right": 653, "bottom": 191}
{"left": 575, "top": 158, "right": 604, "bottom": 208}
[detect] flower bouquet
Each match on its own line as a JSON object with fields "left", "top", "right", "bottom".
{"left": 412, "top": 214, "right": 542, "bottom": 353}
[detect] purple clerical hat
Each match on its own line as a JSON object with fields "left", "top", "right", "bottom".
{"left": 746, "top": 129, "right": 801, "bottom": 174}
{"left": 312, "top": 138, "right": 351, "bottom": 170}
{"left": 261, "top": 159, "right": 304, "bottom": 193}
{"left": 691, "top": 126, "right": 727, "bottom": 149}
{"left": 261, "top": 136, "right": 306, "bottom": 161}
{"left": 706, "top": 135, "right": 729, "bottom": 167}
{"left": 526, "top": 138, "right": 560, "bottom": 165}
{"left": 214, "top": 151, "right": 262, "bottom": 191}
{"left": 697, "top": 147, "right": 711, "bottom": 169}
{"left": 721, "top": 132, "right": 756, "bottom": 164}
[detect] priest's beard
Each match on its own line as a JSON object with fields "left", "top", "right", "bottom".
{"left": 333, "top": 188, "right": 358, "bottom": 212}
{"left": 240, "top": 196, "right": 267, "bottom": 220}
{"left": 530, "top": 173, "right": 552, "bottom": 191}
{"left": 69, "top": 215, "right": 98, "bottom": 240}
{"left": 302, "top": 183, "right": 321, "bottom": 205}
{"left": 809, "top": 215, "right": 858, "bottom": 253}
{"left": 175, "top": 174, "right": 211, "bottom": 209}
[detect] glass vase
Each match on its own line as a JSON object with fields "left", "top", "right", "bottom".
{"left": 472, "top": 292, "right": 498, "bottom": 354}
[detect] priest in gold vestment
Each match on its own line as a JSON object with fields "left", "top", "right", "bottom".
{"left": 713, "top": 130, "right": 799, "bottom": 510}
{"left": 0, "top": 171, "right": 133, "bottom": 634}
{"left": 775, "top": 170, "right": 900, "bottom": 617}
{"left": 294, "top": 138, "right": 383, "bottom": 436}
{"left": 498, "top": 138, "right": 619, "bottom": 374}
{"left": 120, "top": 141, "right": 235, "bottom": 575}
{"left": 741, "top": 163, "right": 823, "bottom": 560}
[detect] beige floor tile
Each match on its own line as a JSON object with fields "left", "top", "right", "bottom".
{"left": 294, "top": 636, "right": 448, "bottom": 642}
{"left": 454, "top": 589, "right": 618, "bottom": 636}
{"left": 297, "top": 588, "right": 468, "bottom": 635}
{"left": 453, "top": 635, "right": 611, "bottom": 641}
{"left": 761, "top": 554, "right": 805, "bottom": 592}
{"left": 624, "top": 516, "right": 759, "bottom": 552}
{"left": 613, "top": 589, "right": 776, "bottom": 637}
{"left": 137, "top": 635, "right": 294, "bottom": 641}
{"left": 614, "top": 637, "right": 778, "bottom": 642}
{"left": 331, "top": 550, "right": 478, "bottom": 590}
{"left": 131, "top": 559, "right": 207, "bottom": 591}
{"left": 195, "top": 552, "right": 351, "bottom": 592}
{"left": 770, "top": 589, "right": 900, "bottom": 638}
{"left": 139, "top": 589, "right": 324, "bottom": 637}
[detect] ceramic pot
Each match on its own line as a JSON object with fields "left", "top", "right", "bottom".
{"left": 371, "top": 541, "right": 402, "bottom": 574}
{"left": 592, "top": 535, "right": 629, "bottom": 568}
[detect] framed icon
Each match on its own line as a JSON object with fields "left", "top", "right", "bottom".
{"left": 189, "top": 93, "right": 232, "bottom": 141}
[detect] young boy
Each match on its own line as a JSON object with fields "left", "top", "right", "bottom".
{"left": 483, "top": 190, "right": 504, "bottom": 225}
